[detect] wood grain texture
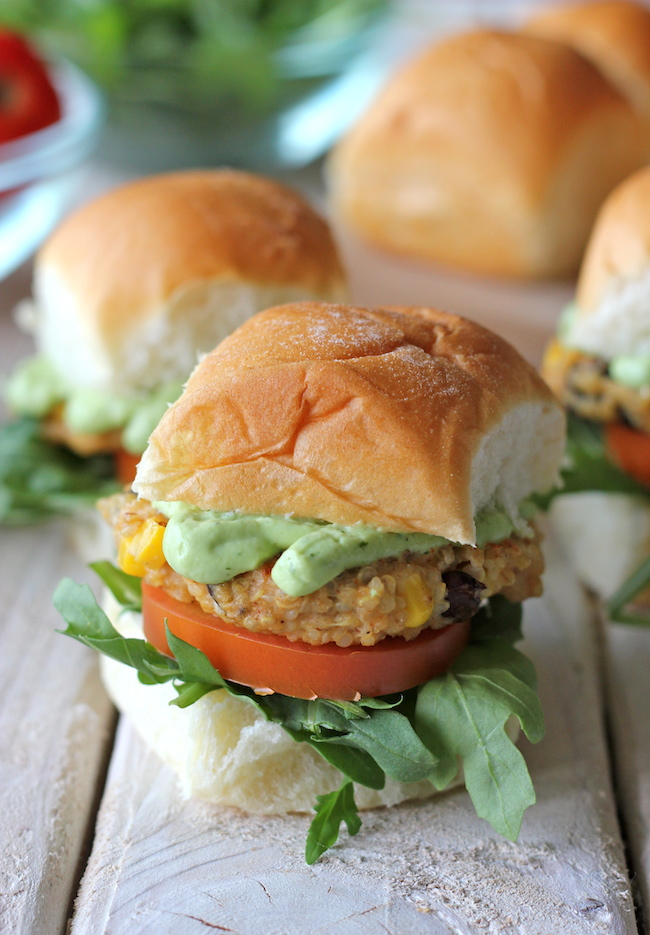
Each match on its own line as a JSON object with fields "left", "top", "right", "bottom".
{"left": 599, "top": 616, "right": 650, "bottom": 929}
{"left": 69, "top": 541, "right": 637, "bottom": 935}
{"left": 0, "top": 525, "right": 116, "bottom": 935}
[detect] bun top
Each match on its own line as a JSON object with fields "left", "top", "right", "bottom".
{"left": 563, "top": 166, "right": 650, "bottom": 358}
{"left": 135, "top": 303, "right": 565, "bottom": 544}
{"left": 31, "top": 170, "right": 347, "bottom": 394}
{"left": 524, "top": 0, "right": 650, "bottom": 123}
{"left": 328, "top": 29, "right": 648, "bottom": 278}
{"left": 577, "top": 164, "right": 650, "bottom": 309}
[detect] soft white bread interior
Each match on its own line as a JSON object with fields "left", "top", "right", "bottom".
{"left": 134, "top": 303, "right": 565, "bottom": 543}
{"left": 100, "top": 592, "right": 443, "bottom": 814}
{"left": 328, "top": 29, "right": 648, "bottom": 278}
{"left": 565, "top": 166, "right": 650, "bottom": 358}
{"left": 523, "top": 0, "right": 650, "bottom": 125}
{"left": 29, "top": 170, "right": 347, "bottom": 395}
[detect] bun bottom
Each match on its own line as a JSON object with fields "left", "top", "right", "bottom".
{"left": 549, "top": 493, "right": 650, "bottom": 599}
{"left": 100, "top": 593, "right": 520, "bottom": 815}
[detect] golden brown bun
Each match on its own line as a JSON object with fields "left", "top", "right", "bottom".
{"left": 556, "top": 165, "right": 650, "bottom": 359}
{"left": 576, "top": 165, "right": 650, "bottom": 310}
{"left": 328, "top": 29, "right": 648, "bottom": 279}
{"left": 524, "top": 0, "right": 650, "bottom": 123}
{"left": 135, "top": 303, "right": 565, "bottom": 544}
{"left": 32, "top": 170, "right": 347, "bottom": 393}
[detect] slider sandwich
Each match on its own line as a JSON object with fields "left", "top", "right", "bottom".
{"left": 55, "top": 302, "right": 565, "bottom": 861}
{"left": 542, "top": 165, "right": 650, "bottom": 617}
{"left": 2, "top": 170, "right": 346, "bottom": 524}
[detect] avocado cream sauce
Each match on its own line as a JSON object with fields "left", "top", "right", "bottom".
{"left": 609, "top": 354, "right": 650, "bottom": 389}
{"left": 154, "top": 500, "right": 536, "bottom": 598}
{"left": 6, "top": 355, "right": 183, "bottom": 453}
{"left": 5, "top": 356, "right": 68, "bottom": 418}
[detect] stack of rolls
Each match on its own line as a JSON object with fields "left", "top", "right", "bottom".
{"left": 328, "top": 27, "right": 649, "bottom": 279}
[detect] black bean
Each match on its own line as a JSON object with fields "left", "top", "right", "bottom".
{"left": 441, "top": 570, "right": 485, "bottom": 622}
{"left": 207, "top": 584, "right": 225, "bottom": 614}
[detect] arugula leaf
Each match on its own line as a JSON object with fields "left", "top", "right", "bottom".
{"left": 53, "top": 578, "right": 176, "bottom": 681}
{"left": 172, "top": 681, "right": 221, "bottom": 708}
{"left": 305, "top": 779, "right": 361, "bottom": 865}
{"left": 321, "top": 708, "right": 439, "bottom": 783}
{"left": 414, "top": 638, "right": 544, "bottom": 841}
{"left": 90, "top": 561, "right": 142, "bottom": 611}
{"left": 307, "top": 742, "right": 385, "bottom": 790}
{"left": 54, "top": 578, "right": 122, "bottom": 642}
{"left": 0, "top": 417, "right": 119, "bottom": 526}
{"left": 470, "top": 595, "right": 523, "bottom": 645}
{"left": 607, "top": 555, "right": 650, "bottom": 626}
{"left": 165, "top": 627, "right": 230, "bottom": 688}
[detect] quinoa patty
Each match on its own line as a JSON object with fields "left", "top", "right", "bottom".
{"left": 101, "top": 493, "right": 544, "bottom": 648}
{"left": 544, "top": 339, "right": 650, "bottom": 432}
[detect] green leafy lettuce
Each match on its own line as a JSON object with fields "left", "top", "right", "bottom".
{"left": 540, "top": 413, "right": 650, "bottom": 624}
{"left": 0, "top": 417, "right": 120, "bottom": 526}
{"left": 1, "top": 0, "right": 387, "bottom": 113}
{"left": 54, "top": 571, "right": 544, "bottom": 863}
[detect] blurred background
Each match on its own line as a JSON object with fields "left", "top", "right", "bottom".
{"left": 0, "top": 0, "right": 580, "bottom": 279}
{"left": 0, "top": 0, "right": 643, "bottom": 360}
{"left": 0, "top": 0, "right": 554, "bottom": 176}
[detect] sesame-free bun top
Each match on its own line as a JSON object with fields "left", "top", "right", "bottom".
{"left": 564, "top": 166, "right": 650, "bottom": 358}
{"left": 135, "top": 303, "right": 565, "bottom": 544}
{"left": 328, "top": 29, "right": 648, "bottom": 279}
{"left": 523, "top": 0, "right": 650, "bottom": 124}
{"left": 31, "top": 170, "right": 347, "bottom": 394}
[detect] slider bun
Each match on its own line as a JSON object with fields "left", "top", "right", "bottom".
{"left": 523, "top": 0, "right": 650, "bottom": 124}
{"left": 568, "top": 166, "right": 650, "bottom": 358}
{"left": 99, "top": 592, "right": 479, "bottom": 814}
{"left": 328, "top": 29, "right": 648, "bottom": 278}
{"left": 32, "top": 170, "right": 347, "bottom": 395}
{"left": 135, "top": 303, "right": 564, "bottom": 544}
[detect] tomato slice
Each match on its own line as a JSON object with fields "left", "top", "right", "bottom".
{"left": 605, "top": 423, "right": 650, "bottom": 488}
{"left": 142, "top": 582, "right": 471, "bottom": 701}
{"left": 115, "top": 449, "right": 140, "bottom": 486}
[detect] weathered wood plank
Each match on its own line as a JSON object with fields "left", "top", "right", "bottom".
{"left": 0, "top": 525, "right": 116, "bottom": 935}
{"left": 69, "top": 541, "right": 637, "bottom": 934}
{"left": 598, "top": 615, "right": 650, "bottom": 929}
{"left": 547, "top": 494, "right": 650, "bottom": 924}
{"left": 0, "top": 266, "right": 118, "bottom": 935}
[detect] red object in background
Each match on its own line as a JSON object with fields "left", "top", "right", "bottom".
{"left": 0, "top": 31, "right": 61, "bottom": 144}
{"left": 115, "top": 448, "right": 140, "bottom": 486}
{"left": 606, "top": 422, "right": 650, "bottom": 488}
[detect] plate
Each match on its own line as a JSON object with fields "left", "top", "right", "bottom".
{"left": 0, "top": 59, "right": 103, "bottom": 280}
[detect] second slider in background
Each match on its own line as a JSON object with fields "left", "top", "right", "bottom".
{"left": 0, "top": 169, "right": 347, "bottom": 529}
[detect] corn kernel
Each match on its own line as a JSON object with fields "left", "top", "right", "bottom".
{"left": 543, "top": 338, "right": 582, "bottom": 369}
{"left": 129, "top": 518, "right": 166, "bottom": 570}
{"left": 402, "top": 574, "right": 434, "bottom": 628}
{"left": 118, "top": 536, "right": 146, "bottom": 577}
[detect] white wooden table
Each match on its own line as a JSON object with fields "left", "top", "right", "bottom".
{"left": 1, "top": 167, "right": 649, "bottom": 934}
